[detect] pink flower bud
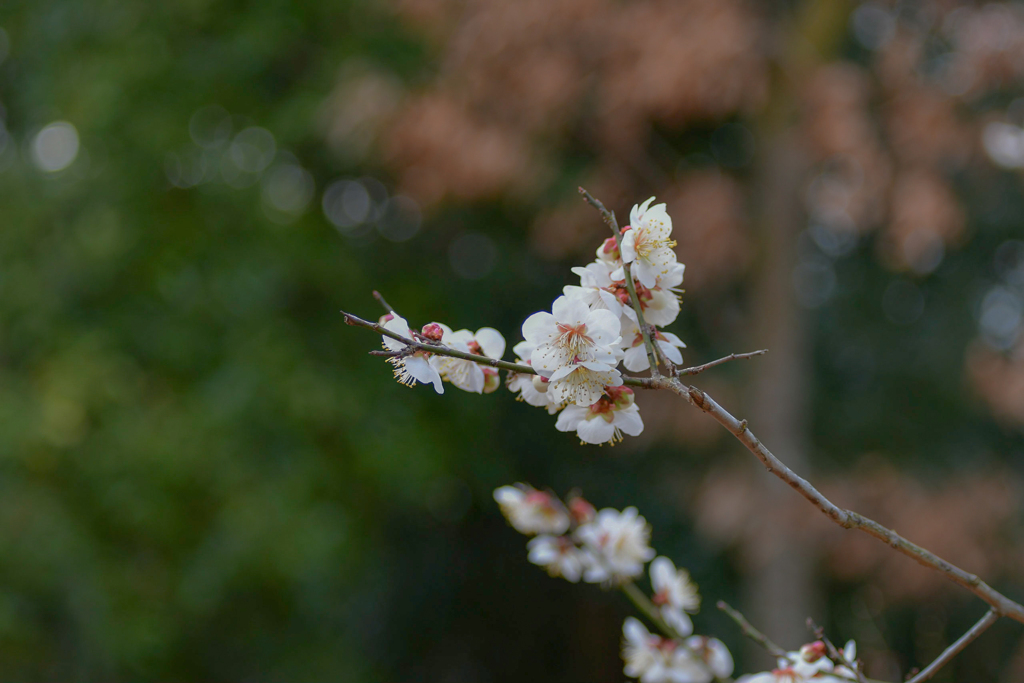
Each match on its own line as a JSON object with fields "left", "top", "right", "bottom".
{"left": 568, "top": 496, "right": 595, "bottom": 525}
{"left": 379, "top": 312, "right": 395, "bottom": 325}
{"left": 421, "top": 323, "right": 444, "bottom": 341}
{"left": 482, "top": 367, "right": 500, "bottom": 394}
{"left": 800, "top": 641, "right": 827, "bottom": 662}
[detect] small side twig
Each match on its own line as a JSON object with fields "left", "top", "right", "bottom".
{"left": 678, "top": 350, "right": 768, "bottom": 376}
{"left": 905, "top": 609, "right": 999, "bottom": 683}
{"left": 579, "top": 187, "right": 661, "bottom": 378}
{"left": 372, "top": 290, "right": 396, "bottom": 314}
{"left": 718, "top": 601, "right": 787, "bottom": 659}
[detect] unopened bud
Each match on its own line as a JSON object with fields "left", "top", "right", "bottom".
{"left": 568, "top": 495, "right": 595, "bottom": 524}
{"left": 605, "top": 385, "right": 634, "bottom": 409}
{"left": 421, "top": 323, "right": 444, "bottom": 341}
{"left": 596, "top": 236, "right": 621, "bottom": 263}
{"left": 532, "top": 375, "right": 549, "bottom": 393}
{"left": 800, "top": 642, "right": 827, "bottom": 662}
{"left": 482, "top": 367, "right": 500, "bottom": 394}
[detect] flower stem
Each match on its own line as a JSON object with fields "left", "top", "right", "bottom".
{"left": 578, "top": 187, "right": 661, "bottom": 377}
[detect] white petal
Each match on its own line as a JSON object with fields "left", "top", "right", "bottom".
{"left": 512, "top": 340, "right": 535, "bottom": 360}
{"left": 577, "top": 417, "right": 615, "bottom": 444}
{"left": 623, "top": 617, "right": 651, "bottom": 646}
{"left": 534, "top": 344, "right": 573, "bottom": 377}
{"left": 659, "top": 340, "right": 684, "bottom": 365}
{"left": 585, "top": 308, "right": 622, "bottom": 343}
{"left": 553, "top": 294, "right": 591, "bottom": 325}
{"left": 650, "top": 556, "right": 674, "bottom": 590}
{"left": 475, "top": 327, "right": 506, "bottom": 359}
{"left": 662, "top": 606, "right": 693, "bottom": 637}
{"left": 633, "top": 260, "right": 659, "bottom": 289}
{"left": 382, "top": 315, "right": 413, "bottom": 351}
{"left": 620, "top": 230, "right": 638, "bottom": 263}
{"left": 615, "top": 406, "right": 644, "bottom": 436}
{"left": 555, "top": 405, "right": 588, "bottom": 432}
{"left": 623, "top": 345, "right": 649, "bottom": 372}
{"left": 522, "top": 311, "right": 557, "bottom": 346}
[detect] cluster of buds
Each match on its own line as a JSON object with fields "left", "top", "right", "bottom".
{"left": 494, "top": 483, "right": 734, "bottom": 683}
{"left": 377, "top": 196, "right": 685, "bottom": 445}
{"left": 737, "top": 640, "right": 860, "bottom": 683}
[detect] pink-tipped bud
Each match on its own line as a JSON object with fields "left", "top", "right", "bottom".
{"left": 568, "top": 496, "right": 595, "bottom": 524}
{"left": 482, "top": 367, "right": 500, "bottom": 394}
{"left": 800, "top": 642, "right": 827, "bottom": 662}
{"left": 531, "top": 375, "right": 549, "bottom": 393}
{"left": 379, "top": 312, "right": 395, "bottom": 325}
{"left": 605, "top": 385, "right": 635, "bottom": 409}
{"left": 596, "top": 236, "right": 621, "bottom": 263}
{"left": 421, "top": 323, "right": 444, "bottom": 341}
{"left": 468, "top": 340, "right": 483, "bottom": 355}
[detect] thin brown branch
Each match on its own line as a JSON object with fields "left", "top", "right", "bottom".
{"left": 372, "top": 290, "right": 396, "bottom": 314}
{"left": 717, "top": 601, "right": 787, "bottom": 659}
{"left": 343, "top": 310, "right": 658, "bottom": 389}
{"left": 678, "top": 350, "right": 769, "bottom": 376}
{"left": 578, "top": 187, "right": 661, "bottom": 377}
{"left": 670, "top": 378, "right": 1024, "bottom": 626}
{"left": 905, "top": 609, "right": 999, "bottom": 683}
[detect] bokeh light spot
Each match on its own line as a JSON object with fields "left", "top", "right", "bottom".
{"left": 31, "top": 121, "right": 80, "bottom": 173}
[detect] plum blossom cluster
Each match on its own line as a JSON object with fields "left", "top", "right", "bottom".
{"left": 737, "top": 640, "right": 861, "bottom": 683}
{"left": 494, "top": 483, "right": 733, "bottom": 683}
{"left": 376, "top": 196, "right": 685, "bottom": 446}
{"left": 508, "top": 197, "right": 685, "bottom": 444}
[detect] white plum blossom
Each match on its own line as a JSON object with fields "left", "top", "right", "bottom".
{"left": 522, "top": 294, "right": 623, "bottom": 406}
{"left": 507, "top": 341, "right": 563, "bottom": 414}
{"left": 555, "top": 386, "right": 644, "bottom": 445}
{"left": 617, "top": 197, "right": 678, "bottom": 289}
{"left": 527, "top": 534, "right": 585, "bottom": 582}
{"left": 650, "top": 556, "right": 700, "bottom": 637}
{"left": 430, "top": 325, "right": 506, "bottom": 393}
{"left": 622, "top": 323, "right": 686, "bottom": 373}
{"left": 737, "top": 642, "right": 849, "bottom": 683}
{"left": 380, "top": 315, "right": 444, "bottom": 394}
{"left": 643, "top": 262, "right": 685, "bottom": 328}
{"left": 622, "top": 617, "right": 709, "bottom": 683}
{"left": 564, "top": 260, "right": 631, "bottom": 319}
{"left": 578, "top": 506, "right": 656, "bottom": 583}
{"left": 493, "top": 484, "right": 570, "bottom": 535}
{"left": 685, "top": 637, "right": 734, "bottom": 679}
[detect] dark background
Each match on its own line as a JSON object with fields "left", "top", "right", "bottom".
{"left": 1, "top": 0, "right": 1023, "bottom": 680}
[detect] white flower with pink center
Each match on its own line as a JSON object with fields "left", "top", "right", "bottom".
{"left": 429, "top": 325, "right": 506, "bottom": 394}
{"left": 527, "top": 534, "right": 585, "bottom": 582}
{"left": 737, "top": 642, "right": 843, "bottom": 683}
{"left": 621, "top": 322, "right": 686, "bottom": 372}
{"left": 507, "top": 341, "right": 562, "bottom": 414}
{"left": 578, "top": 506, "right": 656, "bottom": 583}
{"left": 493, "top": 484, "right": 570, "bottom": 535}
{"left": 621, "top": 617, "right": 708, "bottom": 683}
{"left": 644, "top": 262, "right": 685, "bottom": 328}
{"left": 522, "top": 294, "right": 623, "bottom": 406}
{"left": 380, "top": 315, "right": 444, "bottom": 394}
{"left": 555, "top": 386, "right": 644, "bottom": 445}
{"left": 563, "top": 261, "right": 629, "bottom": 318}
{"left": 618, "top": 197, "right": 678, "bottom": 289}
{"left": 650, "top": 556, "right": 700, "bottom": 637}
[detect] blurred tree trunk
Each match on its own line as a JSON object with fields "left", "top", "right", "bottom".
{"left": 739, "top": 0, "right": 850, "bottom": 653}
{"left": 742, "top": 130, "right": 819, "bottom": 652}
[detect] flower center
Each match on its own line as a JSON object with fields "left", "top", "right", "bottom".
{"left": 555, "top": 323, "right": 593, "bottom": 355}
